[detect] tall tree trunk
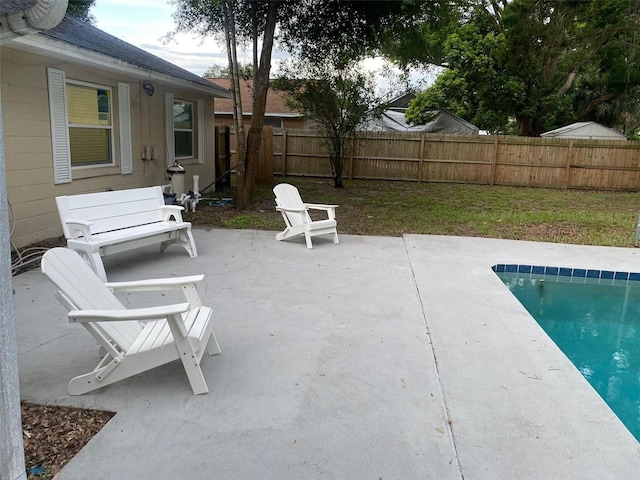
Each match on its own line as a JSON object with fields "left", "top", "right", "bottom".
{"left": 241, "top": 0, "right": 280, "bottom": 209}
{"left": 222, "top": 0, "right": 247, "bottom": 209}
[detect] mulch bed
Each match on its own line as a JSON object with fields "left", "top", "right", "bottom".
{"left": 22, "top": 402, "right": 114, "bottom": 479}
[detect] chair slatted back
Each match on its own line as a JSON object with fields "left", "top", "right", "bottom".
{"left": 41, "top": 248, "right": 143, "bottom": 352}
{"left": 273, "top": 183, "right": 311, "bottom": 226}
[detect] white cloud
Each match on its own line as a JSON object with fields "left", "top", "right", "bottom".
{"left": 93, "top": 0, "right": 227, "bottom": 76}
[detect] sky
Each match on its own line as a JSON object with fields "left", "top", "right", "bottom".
{"left": 92, "top": 0, "right": 232, "bottom": 76}
{"left": 91, "top": 0, "right": 435, "bottom": 90}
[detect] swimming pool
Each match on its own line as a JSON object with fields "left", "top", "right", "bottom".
{"left": 494, "top": 264, "right": 640, "bottom": 442}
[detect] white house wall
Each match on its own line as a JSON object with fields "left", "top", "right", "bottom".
{"left": 1, "top": 46, "right": 217, "bottom": 248}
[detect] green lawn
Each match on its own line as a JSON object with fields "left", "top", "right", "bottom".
{"left": 186, "top": 177, "right": 640, "bottom": 247}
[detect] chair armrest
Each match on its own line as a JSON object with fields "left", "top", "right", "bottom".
{"left": 276, "top": 206, "right": 307, "bottom": 213}
{"left": 65, "top": 220, "right": 93, "bottom": 240}
{"left": 68, "top": 302, "right": 191, "bottom": 322}
{"left": 304, "top": 203, "right": 339, "bottom": 210}
{"left": 105, "top": 275, "right": 205, "bottom": 293}
{"left": 304, "top": 203, "right": 338, "bottom": 220}
{"left": 160, "top": 205, "right": 185, "bottom": 222}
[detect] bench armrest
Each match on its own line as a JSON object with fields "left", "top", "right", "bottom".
{"left": 68, "top": 302, "right": 191, "bottom": 322}
{"left": 65, "top": 220, "right": 93, "bottom": 240}
{"left": 105, "top": 275, "right": 205, "bottom": 293}
{"left": 160, "top": 205, "right": 185, "bottom": 222}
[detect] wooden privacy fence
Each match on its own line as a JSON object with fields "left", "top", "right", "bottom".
{"left": 228, "top": 127, "right": 640, "bottom": 190}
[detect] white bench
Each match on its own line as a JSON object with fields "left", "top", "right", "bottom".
{"left": 56, "top": 186, "right": 197, "bottom": 281}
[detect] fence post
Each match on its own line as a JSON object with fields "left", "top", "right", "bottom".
{"left": 214, "top": 126, "right": 222, "bottom": 190}
{"left": 490, "top": 136, "right": 499, "bottom": 185}
{"left": 418, "top": 135, "right": 425, "bottom": 182}
{"left": 224, "top": 126, "right": 231, "bottom": 187}
{"left": 282, "top": 129, "right": 287, "bottom": 177}
{"left": 564, "top": 139, "right": 574, "bottom": 189}
{"left": 348, "top": 137, "right": 356, "bottom": 180}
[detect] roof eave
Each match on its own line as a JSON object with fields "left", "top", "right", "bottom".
{"left": 8, "top": 35, "right": 231, "bottom": 98}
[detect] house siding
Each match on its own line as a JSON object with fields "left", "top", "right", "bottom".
{"left": 2, "top": 46, "right": 218, "bottom": 248}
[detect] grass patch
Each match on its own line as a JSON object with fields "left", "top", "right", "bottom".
{"left": 185, "top": 177, "right": 640, "bottom": 247}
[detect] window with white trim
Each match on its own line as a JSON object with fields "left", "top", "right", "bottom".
{"left": 66, "top": 81, "right": 114, "bottom": 167}
{"left": 47, "top": 68, "right": 132, "bottom": 184}
{"left": 173, "top": 100, "right": 194, "bottom": 158}
{"left": 165, "top": 93, "right": 205, "bottom": 167}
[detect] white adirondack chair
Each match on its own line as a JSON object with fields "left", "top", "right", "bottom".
{"left": 40, "top": 247, "right": 221, "bottom": 395}
{"left": 273, "top": 183, "right": 339, "bottom": 249}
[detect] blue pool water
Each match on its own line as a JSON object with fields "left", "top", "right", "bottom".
{"left": 495, "top": 267, "right": 640, "bottom": 442}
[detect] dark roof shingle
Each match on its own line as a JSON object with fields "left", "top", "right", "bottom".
{"left": 3, "top": 3, "right": 229, "bottom": 97}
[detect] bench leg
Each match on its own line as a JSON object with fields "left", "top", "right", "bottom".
{"left": 160, "top": 230, "right": 198, "bottom": 258}
{"left": 180, "top": 230, "right": 198, "bottom": 257}
{"left": 76, "top": 250, "right": 107, "bottom": 282}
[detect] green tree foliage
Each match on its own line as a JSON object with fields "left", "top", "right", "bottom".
{"left": 402, "top": 0, "right": 640, "bottom": 136}
{"left": 273, "top": 62, "right": 386, "bottom": 188}
{"left": 279, "top": 1, "right": 440, "bottom": 67}
{"left": 202, "top": 63, "right": 253, "bottom": 79}
{"left": 66, "top": 0, "right": 96, "bottom": 24}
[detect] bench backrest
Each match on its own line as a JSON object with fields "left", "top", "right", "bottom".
{"left": 56, "top": 186, "right": 167, "bottom": 239}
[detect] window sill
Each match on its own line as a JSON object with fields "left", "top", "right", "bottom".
{"left": 72, "top": 164, "right": 121, "bottom": 179}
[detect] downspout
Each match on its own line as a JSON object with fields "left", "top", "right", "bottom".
{"left": 0, "top": 0, "right": 68, "bottom": 44}
{"left": 1, "top": 3, "right": 67, "bottom": 479}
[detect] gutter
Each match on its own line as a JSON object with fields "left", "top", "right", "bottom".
{"left": 0, "top": 0, "right": 68, "bottom": 44}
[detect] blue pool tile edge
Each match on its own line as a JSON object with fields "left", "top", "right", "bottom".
{"left": 492, "top": 264, "right": 640, "bottom": 284}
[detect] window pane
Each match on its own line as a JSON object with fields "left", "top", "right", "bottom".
{"left": 173, "top": 102, "right": 193, "bottom": 129}
{"left": 264, "top": 117, "right": 283, "bottom": 128}
{"left": 175, "top": 131, "right": 193, "bottom": 158}
{"left": 69, "top": 127, "right": 112, "bottom": 165}
{"left": 67, "top": 84, "right": 111, "bottom": 126}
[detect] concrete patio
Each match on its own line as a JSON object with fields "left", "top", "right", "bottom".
{"left": 12, "top": 229, "right": 640, "bottom": 479}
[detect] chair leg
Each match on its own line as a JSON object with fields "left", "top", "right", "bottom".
{"left": 333, "top": 231, "right": 340, "bottom": 244}
{"left": 168, "top": 315, "right": 209, "bottom": 394}
{"left": 206, "top": 331, "right": 222, "bottom": 356}
{"left": 305, "top": 232, "right": 313, "bottom": 249}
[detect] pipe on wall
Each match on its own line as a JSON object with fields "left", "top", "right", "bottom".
{"left": 0, "top": 0, "right": 68, "bottom": 44}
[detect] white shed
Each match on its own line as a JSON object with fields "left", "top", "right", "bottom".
{"left": 541, "top": 122, "right": 627, "bottom": 140}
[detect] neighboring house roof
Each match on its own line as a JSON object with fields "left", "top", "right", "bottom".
{"left": 4, "top": 6, "right": 230, "bottom": 98}
{"left": 386, "top": 92, "right": 416, "bottom": 111}
{"left": 541, "top": 122, "right": 627, "bottom": 140}
{"left": 211, "top": 78, "right": 301, "bottom": 117}
{"left": 365, "top": 109, "right": 479, "bottom": 135}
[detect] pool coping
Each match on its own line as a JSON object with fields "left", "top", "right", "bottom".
{"left": 493, "top": 263, "right": 640, "bottom": 284}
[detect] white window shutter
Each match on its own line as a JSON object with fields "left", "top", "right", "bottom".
{"left": 118, "top": 82, "right": 133, "bottom": 174}
{"left": 197, "top": 99, "right": 205, "bottom": 164}
{"left": 47, "top": 68, "right": 71, "bottom": 184}
{"left": 165, "top": 92, "right": 175, "bottom": 168}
